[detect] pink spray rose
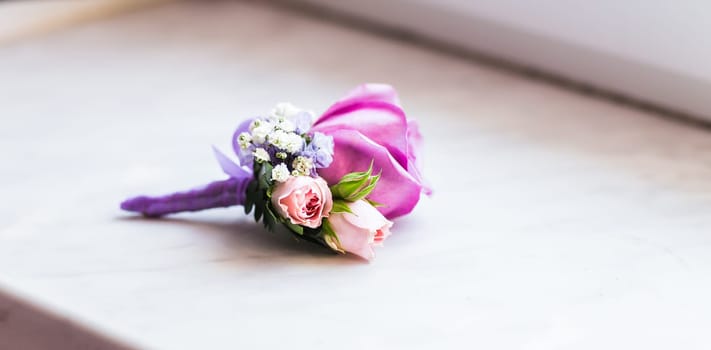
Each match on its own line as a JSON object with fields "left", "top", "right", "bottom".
{"left": 311, "top": 84, "right": 431, "bottom": 219}
{"left": 271, "top": 176, "right": 333, "bottom": 229}
{"left": 328, "top": 200, "right": 393, "bottom": 260}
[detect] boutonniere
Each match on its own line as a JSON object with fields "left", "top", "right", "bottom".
{"left": 122, "top": 84, "right": 430, "bottom": 260}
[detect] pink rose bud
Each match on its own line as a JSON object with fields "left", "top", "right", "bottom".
{"left": 328, "top": 200, "right": 393, "bottom": 260}
{"left": 271, "top": 176, "right": 333, "bottom": 229}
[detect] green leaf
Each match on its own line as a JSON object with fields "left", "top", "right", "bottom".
{"left": 283, "top": 220, "right": 304, "bottom": 235}
{"left": 252, "top": 162, "right": 262, "bottom": 176}
{"left": 247, "top": 178, "right": 258, "bottom": 193}
{"left": 244, "top": 179, "right": 258, "bottom": 214}
{"left": 263, "top": 163, "right": 273, "bottom": 178}
{"left": 254, "top": 201, "right": 263, "bottom": 222}
{"left": 263, "top": 205, "right": 278, "bottom": 231}
{"left": 244, "top": 197, "right": 254, "bottom": 214}
{"left": 258, "top": 163, "right": 272, "bottom": 190}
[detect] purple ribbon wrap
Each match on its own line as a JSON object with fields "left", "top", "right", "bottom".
{"left": 120, "top": 147, "right": 253, "bottom": 217}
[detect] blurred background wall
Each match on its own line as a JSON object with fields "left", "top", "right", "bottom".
{"left": 289, "top": 0, "right": 711, "bottom": 122}
{"left": 3, "top": 0, "right": 711, "bottom": 122}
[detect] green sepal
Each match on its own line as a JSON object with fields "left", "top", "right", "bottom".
{"left": 329, "top": 160, "right": 380, "bottom": 202}
{"left": 366, "top": 198, "right": 385, "bottom": 208}
{"left": 349, "top": 172, "right": 380, "bottom": 201}
{"left": 337, "top": 170, "right": 371, "bottom": 184}
{"left": 321, "top": 219, "right": 344, "bottom": 253}
{"left": 332, "top": 181, "right": 363, "bottom": 199}
{"left": 322, "top": 219, "right": 336, "bottom": 237}
{"left": 331, "top": 200, "right": 354, "bottom": 214}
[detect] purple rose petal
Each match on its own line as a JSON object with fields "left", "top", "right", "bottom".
{"left": 312, "top": 101, "right": 409, "bottom": 170}
{"left": 313, "top": 84, "right": 430, "bottom": 219}
{"left": 316, "top": 129, "right": 423, "bottom": 219}
{"left": 320, "top": 83, "right": 400, "bottom": 118}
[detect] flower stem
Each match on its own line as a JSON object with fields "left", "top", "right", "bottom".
{"left": 120, "top": 176, "right": 250, "bottom": 217}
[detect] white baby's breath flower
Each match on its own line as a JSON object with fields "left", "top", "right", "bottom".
{"left": 271, "top": 163, "right": 290, "bottom": 182}
{"left": 284, "top": 133, "right": 304, "bottom": 153}
{"left": 277, "top": 119, "right": 296, "bottom": 133}
{"left": 251, "top": 121, "right": 274, "bottom": 145}
{"left": 291, "top": 156, "right": 314, "bottom": 176}
{"left": 237, "top": 132, "right": 252, "bottom": 149}
{"left": 276, "top": 152, "right": 287, "bottom": 160}
{"left": 253, "top": 148, "right": 270, "bottom": 163}
{"left": 268, "top": 130, "right": 303, "bottom": 154}
{"left": 248, "top": 119, "right": 262, "bottom": 132}
{"left": 268, "top": 129, "right": 287, "bottom": 149}
{"left": 268, "top": 103, "right": 317, "bottom": 134}
{"left": 270, "top": 102, "right": 302, "bottom": 122}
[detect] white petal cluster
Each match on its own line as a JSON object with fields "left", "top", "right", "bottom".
{"left": 269, "top": 102, "right": 302, "bottom": 121}
{"left": 238, "top": 103, "right": 320, "bottom": 182}
{"left": 271, "top": 163, "right": 290, "bottom": 182}
{"left": 291, "top": 156, "right": 313, "bottom": 176}
{"left": 268, "top": 129, "right": 303, "bottom": 154}
{"left": 249, "top": 119, "right": 275, "bottom": 145}
{"left": 269, "top": 102, "right": 316, "bottom": 135}
{"left": 253, "top": 148, "right": 270, "bottom": 163}
{"left": 277, "top": 119, "right": 296, "bottom": 133}
{"left": 237, "top": 132, "right": 252, "bottom": 150}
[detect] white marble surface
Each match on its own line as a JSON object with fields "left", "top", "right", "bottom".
{"left": 2, "top": 1, "right": 711, "bottom": 349}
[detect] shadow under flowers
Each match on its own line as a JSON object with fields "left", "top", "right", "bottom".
{"left": 117, "top": 213, "right": 367, "bottom": 267}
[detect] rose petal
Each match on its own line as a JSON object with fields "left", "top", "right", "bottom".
{"left": 313, "top": 101, "right": 409, "bottom": 169}
{"left": 271, "top": 176, "right": 331, "bottom": 228}
{"left": 317, "top": 129, "right": 422, "bottom": 219}
{"left": 406, "top": 120, "right": 432, "bottom": 195}
{"left": 342, "top": 200, "right": 393, "bottom": 233}
{"left": 315, "top": 84, "right": 408, "bottom": 168}
{"left": 328, "top": 212, "right": 375, "bottom": 260}
{"left": 321, "top": 84, "right": 400, "bottom": 120}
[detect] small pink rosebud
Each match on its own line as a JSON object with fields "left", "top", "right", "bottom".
{"left": 328, "top": 200, "right": 393, "bottom": 260}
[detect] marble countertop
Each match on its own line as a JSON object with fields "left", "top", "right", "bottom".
{"left": 2, "top": 1, "right": 711, "bottom": 349}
